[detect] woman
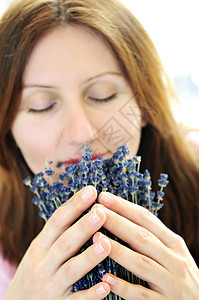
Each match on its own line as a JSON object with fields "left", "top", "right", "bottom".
{"left": 0, "top": 0, "right": 198, "bottom": 299}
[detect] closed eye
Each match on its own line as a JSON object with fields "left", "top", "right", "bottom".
{"left": 89, "top": 94, "right": 116, "bottom": 103}
{"left": 28, "top": 102, "right": 55, "bottom": 113}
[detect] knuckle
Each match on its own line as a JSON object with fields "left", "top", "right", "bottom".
{"left": 137, "top": 290, "right": 150, "bottom": 300}
{"left": 138, "top": 255, "right": 152, "bottom": 273}
{"left": 176, "top": 256, "right": 190, "bottom": 275}
{"left": 172, "top": 233, "right": 186, "bottom": 250}
{"left": 136, "top": 227, "right": 151, "bottom": 244}
{"left": 56, "top": 235, "right": 70, "bottom": 253}
{"left": 140, "top": 207, "right": 152, "bottom": 221}
{"left": 175, "top": 233, "right": 185, "bottom": 245}
{"left": 178, "top": 256, "right": 189, "bottom": 269}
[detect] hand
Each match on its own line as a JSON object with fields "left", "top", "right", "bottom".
{"left": 95, "top": 192, "right": 199, "bottom": 299}
{"left": 5, "top": 186, "right": 111, "bottom": 300}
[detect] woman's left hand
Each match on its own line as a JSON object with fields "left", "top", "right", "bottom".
{"left": 93, "top": 192, "right": 199, "bottom": 299}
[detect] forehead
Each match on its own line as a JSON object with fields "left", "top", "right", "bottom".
{"left": 22, "top": 25, "right": 122, "bottom": 85}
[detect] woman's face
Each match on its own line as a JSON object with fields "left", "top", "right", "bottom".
{"left": 12, "top": 25, "right": 143, "bottom": 174}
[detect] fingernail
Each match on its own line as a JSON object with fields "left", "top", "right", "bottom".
{"left": 94, "top": 240, "right": 106, "bottom": 255}
{"left": 96, "top": 284, "right": 107, "bottom": 297}
{"left": 106, "top": 275, "right": 116, "bottom": 286}
{"left": 89, "top": 210, "right": 101, "bottom": 225}
{"left": 101, "top": 192, "right": 113, "bottom": 205}
{"left": 81, "top": 186, "right": 94, "bottom": 202}
{"left": 93, "top": 232, "right": 102, "bottom": 243}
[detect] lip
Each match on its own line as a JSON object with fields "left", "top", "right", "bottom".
{"left": 62, "top": 153, "right": 105, "bottom": 166}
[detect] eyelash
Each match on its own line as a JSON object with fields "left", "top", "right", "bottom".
{"left": 90, "top": 94, "right": 116, "bottom": 103}
{"left": 29, "top": 102, "right": 55, "bottom": 113}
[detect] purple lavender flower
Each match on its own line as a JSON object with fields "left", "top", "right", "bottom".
{"left": 24, "top": 145, "right": 168, "bottom": 298}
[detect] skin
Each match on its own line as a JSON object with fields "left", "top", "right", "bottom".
{"left": 7, "top": 25, "right": 199, "bottom": 299}
{"left": 98, "top": 194, "right": 199, "bottom": 299}
{"left": 12, "top": 25, "right": 142, "bottom": 174}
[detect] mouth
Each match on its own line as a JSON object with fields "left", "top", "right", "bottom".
{"left": 62, "top": 153, "right": 105, "bottom": 167}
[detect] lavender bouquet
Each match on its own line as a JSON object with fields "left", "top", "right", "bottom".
{"left": 24, "top": 145, "right": 168, "bottom": 299}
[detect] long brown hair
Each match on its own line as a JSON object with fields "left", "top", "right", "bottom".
{"left": 0, "top": 0, "right": 198, "bottom": 265}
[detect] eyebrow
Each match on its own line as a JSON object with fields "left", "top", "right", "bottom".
{"left": 23, "top": 84, "right": 57, "bottom": 89}
{"left": 85, "top": 71, "right": 123, "bottom": 83}
{"left": 23, "top": 71, "right": 123, "bottom": 90}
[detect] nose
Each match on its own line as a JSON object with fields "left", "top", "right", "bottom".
{"left": 62, "top": 103, "right": 96, "bottom": 145}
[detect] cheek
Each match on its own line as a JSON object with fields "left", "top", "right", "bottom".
{"left": 122, "top": 103, "right": 142, "bottom": 156}
{"left": 12, "top": 117, "right": 59, "bottom": 173}
{"left": 92, "top": 101, "right": 142, "bottom": 156}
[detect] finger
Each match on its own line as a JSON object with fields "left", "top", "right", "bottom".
{"left": 94, "top": 233, "right": 171, "bottom": 294}
{"left": 55, "top": 235, "right": 111, "bottom": 296}
{"left": 102, "top": 274, "right": 166, "bottom": 300}
{"left": 99, "top": 193, "right": 197, "bottom": 266}
{"left": 45, "top": 207, "right": 107, "bottom": 274}
{"left": 99, "top": 192, "right": 183, "bottom": 249}
{"left": 35, "top": 185, "right": 97, "bottom": 249}
{"left": 66, "top": 282, "right": 110, "bottom": 299}
{"left": 94, "top": 204, "right": 172, "bottom": 270}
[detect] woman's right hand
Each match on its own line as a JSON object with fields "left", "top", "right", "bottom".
{"left": 5, "top": 186, "right": 111, "bottom": 299}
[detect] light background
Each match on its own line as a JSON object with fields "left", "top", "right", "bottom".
{"left": 0, "top": 0, "right": 198, "bottom": 128}
{"left": 120, "top": 0, "right": 199, "bottom": 129}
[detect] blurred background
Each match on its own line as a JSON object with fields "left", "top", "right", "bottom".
{"left": 1, "top": 0, "right": 199, "bottom": 129}
{"left": 120, "top": 0, "right": 199, "bottom": 130}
